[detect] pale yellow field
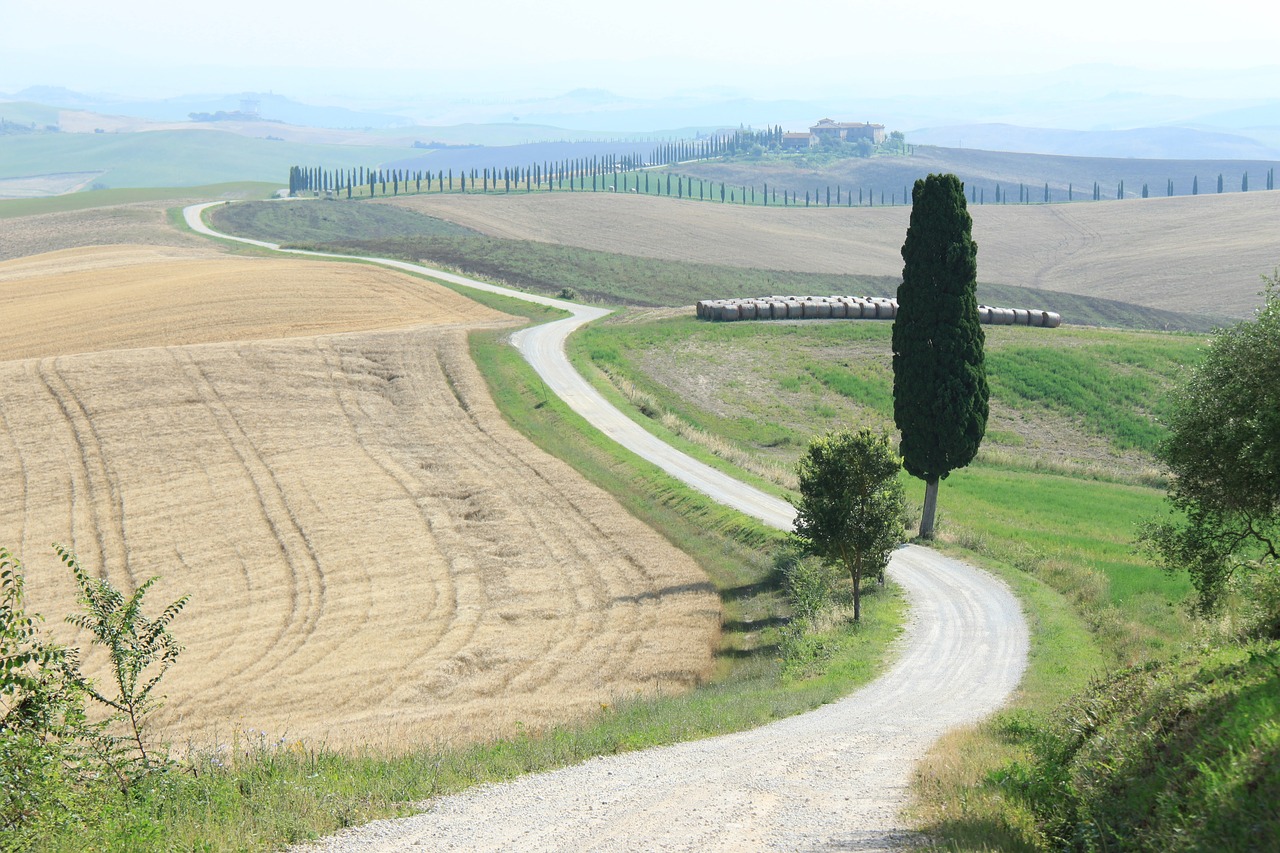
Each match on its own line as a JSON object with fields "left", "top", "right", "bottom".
{"left": 386, "top": 190, "right": 1280, "bottom": 317}
{"left": 1, "top": 246, "right": 718, "bottom": 749}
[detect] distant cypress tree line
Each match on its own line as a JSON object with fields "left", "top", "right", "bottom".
{"left": 286, "top": 148, "right": 1280, "bottom": 209}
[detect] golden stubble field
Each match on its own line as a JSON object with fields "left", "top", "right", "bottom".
{"left": 386, "top": 190, "right": 1280, "bottom": 317}
{"left": 0, "top": 245, "right": 718, "bottom": 749}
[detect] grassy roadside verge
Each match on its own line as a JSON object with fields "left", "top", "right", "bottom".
{"left": 23, "top": 289, "right": 908, "bottom": 852}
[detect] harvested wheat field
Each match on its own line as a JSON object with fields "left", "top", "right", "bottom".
{"left": 0, "top": 201, "right": 209, "bottom": 260}
{"left": 387, "top": 189, "right": 1280, "bottom": 317}
{"left": 0, "top": 245, "right": 509, "bottom": 359}
{"left": 0, "top": 246, "right": 718, "bottom": 749}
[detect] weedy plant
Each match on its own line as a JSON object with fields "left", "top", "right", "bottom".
{"left": 57, "top": 544, "right": 188, "bottom": 790}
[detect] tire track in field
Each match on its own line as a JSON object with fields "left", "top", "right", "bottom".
{"left": 0, "top": 389, "right": 32, "bottom": 557}
{"left": 171, "top": 348, "right": 329, "bottom": 683}
{"left": 306, "top": 335, "right": 470, "bottom": 703}
{"left": 35, "top": 358, "right": 137, "bottom": 587}
{"left": 431, "top": 335, "right": 696, "bottom": 696}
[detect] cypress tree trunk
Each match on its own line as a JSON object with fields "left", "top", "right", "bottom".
{"left": 920, "top": 477, "right": 940, "bottom": 539}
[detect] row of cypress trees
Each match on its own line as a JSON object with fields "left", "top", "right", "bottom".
{"left": 289, "top": 163, "right": 1278, "bottom": 206}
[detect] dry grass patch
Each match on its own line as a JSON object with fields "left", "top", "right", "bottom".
{"left": 1, "top": 249, "right": 719, "bottom": 751}
{"left": 384, "top": 190, "right": 1280, "bottom": 317}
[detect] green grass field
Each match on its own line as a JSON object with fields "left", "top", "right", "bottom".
{"left": 207, "top": 197, "right": 478, "bottom": 243}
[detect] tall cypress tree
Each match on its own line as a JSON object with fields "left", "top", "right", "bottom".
{"left": 892, "top": 173, "right": 988, "bottom": 539}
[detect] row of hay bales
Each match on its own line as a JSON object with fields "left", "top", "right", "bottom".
{"left": 695, "top": 296, "right": 1061, "bottom": 328}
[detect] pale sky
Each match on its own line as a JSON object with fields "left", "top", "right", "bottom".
{"left": 3, "top": 0, "right": 1278, "bottom": 102}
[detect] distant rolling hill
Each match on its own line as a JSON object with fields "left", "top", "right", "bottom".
{"left": 383, "top": 187, "right": 1280, "bottom": 319}
{"left": 908, "top": 123, "right": 1280, "bottom": 160}
{"left": 0, "top": 129, "right": 412, "bottom": 193}
{"left": 668, "top": 145, "right": 1280, "bottom": 205}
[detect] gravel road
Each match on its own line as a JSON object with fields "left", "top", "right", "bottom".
{"left": 186, "top": 203, "right": 1030, "bottom": 851}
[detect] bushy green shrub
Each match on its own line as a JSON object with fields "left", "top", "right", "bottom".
{"left": 779, "top": 554, "right": 848, "bottom": 621}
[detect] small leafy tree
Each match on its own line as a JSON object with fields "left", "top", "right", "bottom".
{"left": 792, "top": 429, "right": 907, "bottom": 622}
{"left": 59, "top": 545, "right": 188, "bottom": 786}
{"left": 1140, "top": 275, "right": 1280, "bottom": 623}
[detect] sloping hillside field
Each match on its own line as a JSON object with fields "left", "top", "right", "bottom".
{"left": 0, "top": 246, "right": 718, "bottom": 748}
{"left": 385, "top": 190, "right": 1280, "bottom": 317}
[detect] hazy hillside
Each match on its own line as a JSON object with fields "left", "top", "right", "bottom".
{"left": 386, "top": 189, "right": 1280, "bottom": 318}
{"left": 0, "top": 130, "right": 410, "bottom": 192}
{"left": 908, "top": 124, "right": 1280, "bottom": 160}
{"left": 670, "top": 146, "right": 1280, "bottom": 204}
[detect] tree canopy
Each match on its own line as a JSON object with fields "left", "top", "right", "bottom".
{"left": 792, "top": 429, "right": 907, "bottom": 621}
{"left": 892, "top": 173, "right": 988, "bottom": 538}
{"left": 1141, "top": 275, "right": 1280, "bottom": 619}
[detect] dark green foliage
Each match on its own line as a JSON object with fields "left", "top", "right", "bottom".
{"left": 792, "top": 429, "right": 906, "bottom": 621}
{"left": 996, "top": 643, "right": 1280, "bottom": 851}
{"left": 1140, "top": 276, "right": 1280, "bottom": 617}
{"left": 1, "top": 549, "right": 92, "bottom": 837}
{"left": 893, "top": 173, "right": 988, "bottom": 535}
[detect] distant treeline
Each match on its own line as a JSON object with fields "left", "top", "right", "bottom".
{"left": 972, "top": 170, "right": 1277, "bottom": 204}
{"left": 287, "top": 159, "right": 925, "bottom": 207}
{"left": 287, "top": 126, "right": 1278, "bottom": 207}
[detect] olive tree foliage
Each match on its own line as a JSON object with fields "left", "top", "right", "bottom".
{"left": 1140, "top": 275, "right": 1280, "bottom": 624}
{"left": 893, "top": 173, "right": 988, "bottom": 539}
{"left": 791, "top": 429, "right": 907, "bottom": 622}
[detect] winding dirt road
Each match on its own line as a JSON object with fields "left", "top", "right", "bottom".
{"left": 185, "top": 202, "right": 1029, "bottom": 850}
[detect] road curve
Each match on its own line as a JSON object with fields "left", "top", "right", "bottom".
{"left": 185, "top": 202, "right": 1029, "bottom": 850}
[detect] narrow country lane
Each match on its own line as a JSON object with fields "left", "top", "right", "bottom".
{"left": 185, "top": 202, "right": 1029, "bottom": 851}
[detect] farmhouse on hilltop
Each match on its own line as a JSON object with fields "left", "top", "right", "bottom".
{"left": 783, "top": 118, "right": 887, "bottom": 148}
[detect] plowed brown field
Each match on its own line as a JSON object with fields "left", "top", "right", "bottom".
{"left": 386, "top": 190, "right": 1280, "bottom": 317}
{"left": 0, "top": 246, "right": 718, "bottom": 748}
